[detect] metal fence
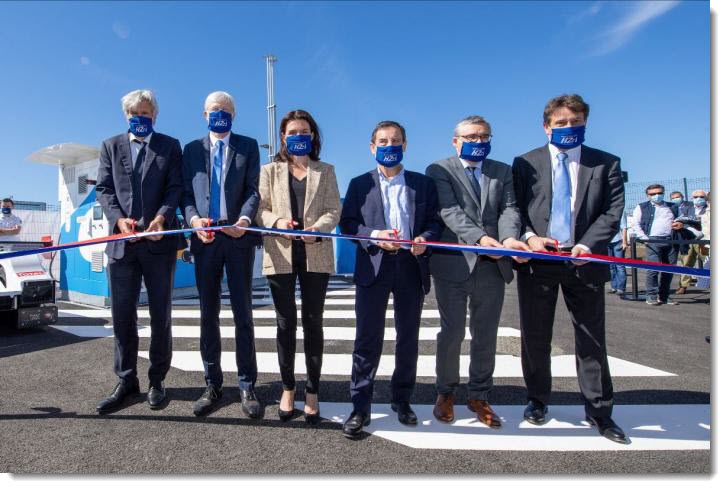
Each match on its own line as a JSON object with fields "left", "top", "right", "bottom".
{"left": 624, "top": 177, "right": 710, "bottom": 216}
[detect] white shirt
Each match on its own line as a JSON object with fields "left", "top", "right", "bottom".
{"left": 524, "top": 144, "right": 589, "bottom": 252}
{"left": 129, "top": 131, "right": 153, "bottom": 166}
{"left": 371, "top": 167, "right": 411, "bottom": 248}
{"left": 0, "top": 212, "right": 22, "bottom": 242}
{"left": 209, "top": 132, "right": 231, "bottom": 221}
{"left": 459, "top": 158, "right": 483, "bottom": 192}
{"left": 632, "top": 202, "right": 675, "bottom": 239}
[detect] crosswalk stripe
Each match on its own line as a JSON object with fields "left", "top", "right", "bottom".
{"left": 320, "top": 403, "right": 709, "bottom": 451}
{"left": 138, "top": 351, "right": 675, "bottom": 377}
{"left": 59, "top": 309, "right": 444, "bottom": 319}
{"left": 52, "top": 324, "right": 522, "bottom": 340}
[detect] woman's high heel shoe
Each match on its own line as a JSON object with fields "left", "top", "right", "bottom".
{"left": 304, "top": 393, "right": 321, "bottom": 425}
{"left": 278, "top": 407, "right": 295, "bottom": 421}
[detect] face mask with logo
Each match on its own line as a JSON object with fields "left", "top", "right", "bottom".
{"left": 671, "top": 197, "right": 683, "bottom": 205}
{"left": 128, "top": 116, "right": 153, "bottom": 138}
{"left": 693, "top": 197, "right": 707, "bottom": 207}
{"left": 650, "top": 194, "right": 664, "bottom": 204}
{"left": 550, "top": 125, "right": 585, "bottom": 149}
{"left": 1, "top": 208, "right": 11, "bottom": 215}
{"left": 208, "top": 110, "right": 233, "bottom": 133}
{"left": 285, "top": 134, "right": 312, "bottom": 156}
{"left": 375, "top": 145, "right": 404, "bottom": 167}
{"left": 459, "top": 141, "right": 491, "bottom": 162}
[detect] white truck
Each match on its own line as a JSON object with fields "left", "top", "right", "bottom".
{"left": 0, "top": 241, "right": 58, "bottom": 329}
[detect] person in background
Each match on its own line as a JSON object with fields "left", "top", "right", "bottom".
{"left": 631, "top": 184, "right": 683, "bottom": 306}
{"left": 670, "top": 191, "right": 695, "bottom": 220}
{"left": 676, "top": 189, "right": 709, "bottom": 294}
{"left": 607, "top": 211, "right": 629, "bottom": 295}
{"left": 256, "top": 109, "right": 341, "bottom": 424}
{"left": 0, "top": 198, "right": 22, "bottom": 241}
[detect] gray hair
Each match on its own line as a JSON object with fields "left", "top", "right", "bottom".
{"left": 204, "top": 91, "right": 236, "bottom": 117}
{"left": 121, "top": 89, "right": 158, "bottom": 116}
{"left": 454, "top": 115, "right": 491, "bottom": 136}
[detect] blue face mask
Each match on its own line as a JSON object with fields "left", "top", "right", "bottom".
{"left": 286, "top": 134, "right": 313, "bottom": 156}
{"left": 671, "top": 197, "right": 683, "bottom": 205}
{"left": 650, "top": 194, "right": 664, "bottom": 204}
{"left": 459, "top": 141, "right": 491, "bottom": 162}
{"left": 693, "top": 197, "right": 707, "bottom": 207}
{"left": 1, "top": 207, "right": 11, "bottom": 215}
{"left": 128, "top": 116, "right": 153, "bottom": 137}
{"left": 550, "top": 125, "right": 585, "bottom": 149}
{"left": 375, "top": 145, "right": 404, "bottom": 167}
{"left": 208, "top": 110, "right": 233, "bottom": 133}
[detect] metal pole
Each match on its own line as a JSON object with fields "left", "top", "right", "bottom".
{"left": 631, "top": 239, "right": 639, "bottom": 300}
{"left": 265, "top": 54, "right": 278, "bottom": 163}
{"left": 683, "top": 177, "right": 689, "bottom": 200}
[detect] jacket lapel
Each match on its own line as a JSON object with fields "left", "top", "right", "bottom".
{"left": 447, "top": 156, "right": 481, "bottom": 212}
{"left": 304, "top": 159, "right": 321, "bottom": 217}
{"left": 403, "top": 170, "right": 417, "bottom": 238}
{"left": 276, "top": 162, "right": 292, "bottom": 219}
{"left": 141, "top": 134, "right": 159, "bottom": 182}
{"left": 480, "top": 159, "right": 492, "bottom": 212}
{"left": 369, "top": 169, "right": 386, "bottom": 229}
{"left": 223, "top": 133, "right": 237, "bottom": 185}
{"left": 120, "top": 134, "right": 134, "bottom": 179}
{"left": 574, "top": 145, "right": 595, "bottom": 218}
{"left": 534, "top": 145, "right": 553, "bottom": 221}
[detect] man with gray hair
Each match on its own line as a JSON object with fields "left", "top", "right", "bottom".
{"left": 182, "top": 91, "right": 263, "bottom": 418}
{"left": 95, "top": 89, "right": 185, "bottom": 413}
{"left": 426, "top": 115, "right": 529, "bottom": 427}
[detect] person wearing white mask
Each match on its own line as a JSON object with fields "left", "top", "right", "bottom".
{"left": 676, "top": 189, "right": 710, "bottom": 294}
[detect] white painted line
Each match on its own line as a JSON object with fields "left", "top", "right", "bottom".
{"left": 59, "top": 309, "right": 443, "bottom": 319}
{"left": 320, "top": 403, "right": 709, "bottom": 451}
{"left": 52, "top": 324, "right": 521, "bottom": 340}
{"left": 138, "top": 351, "right": 675, "bottom": 377}
{"left": 325, "top": 290, "right": 356, "bottom": 296}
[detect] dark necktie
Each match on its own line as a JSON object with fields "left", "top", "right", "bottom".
{"left": 209, "top": 140, "right": 224, "bottom": 221}
{"left": 466, "top": 165, "right": 481, "bottom": 203}
{"left": 131, "top": 141, "right": 146, "bottom": 221}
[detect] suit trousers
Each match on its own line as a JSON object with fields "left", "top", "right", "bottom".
{"left": 644, "top": 242, "right": 678, "bottom": 301}
{"left": 350, "top": 252, "right": 424, "bottom": 414}
{"left": 517, "top": 261, "right": 614, "bottom": 418}
{"left": 267, "top": 268, "right": 329, "bottom": 394}
{"left": 107, "top": 241, "right": 176, "bottom": 386}
{"left": 434, "top": 259, "right": 504, "bottom": 400}
{"left": 193, "top": 234, "right": 257, "bottom": 391}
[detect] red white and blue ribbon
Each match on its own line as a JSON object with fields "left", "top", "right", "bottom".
{"left": 0, "top": 224, "right": 710, "bottom": 278}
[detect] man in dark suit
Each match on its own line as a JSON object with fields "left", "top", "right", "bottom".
{"left": 95, "top": 89, "right": 184, "bottom": 413}
{"left": 339, "top": 120, "right": 441, "bottom": 438}
{"left": 182, "top": 91, "right": 263, "bottom": 418}
{"left": 512, "top": 94, "right": 627, "bottom": 443}
{"left": 426, "top": 115, "right": 529, "bottom": 427}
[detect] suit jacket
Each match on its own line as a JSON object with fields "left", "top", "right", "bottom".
{"left": 512, "top": 144, "right": 625, "bottom": 284}
{"left": 182, "top": 132, "right": 262, "bottom": 252}
{"left": 426, "top": 156, "right": 521, "bottom": 283}
{"left": 256, "top": 160, "right": 341, "bottom": 275}
{"left": 96, "top": 132, "right": 184, "bottom": 259}
{"left": 339, "top": 169, "right": 442, "bottom": 293}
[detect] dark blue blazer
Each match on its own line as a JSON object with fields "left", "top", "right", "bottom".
{"left": 182, "top": 132, "right": 262, "bottom": 252}
{"left": 340, "top": 169, "right": 442, "bottom": 293}
{"left": 96, "top": 131, "right": 185, "bottom": 259}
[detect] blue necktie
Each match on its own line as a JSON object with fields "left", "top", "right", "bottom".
{"left": 550, "top": 152, "right": 571, "bottom": 243}
{"left": 209, "top": 140, "right": 223, "bottom": 221}
{"left": 466, "top": 166, "right": 482, "bottom": 203}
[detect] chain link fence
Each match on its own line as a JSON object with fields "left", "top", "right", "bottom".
{"left": 624, "top": 177, "right": 710, "bottom": 216}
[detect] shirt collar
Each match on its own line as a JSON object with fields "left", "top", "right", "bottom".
{"left": 210, "top": 132, "right": 231, "bottom": 148}
{"left": 129, "top": 131, "right": 153, "bottom": 145}
{"left": 547, "top": 143, "right": 581, "bottom": 162}
{"left": 377, "top": 166, "right": 405, "bottom": 183}
{"left": 459, "top": 157, "right": 482, "bottom": 170}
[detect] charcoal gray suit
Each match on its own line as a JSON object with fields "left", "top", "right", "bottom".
{"left": 426, "top": 155, "right": 520, "bottom": 400}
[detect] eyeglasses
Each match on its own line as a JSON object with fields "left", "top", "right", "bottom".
{"left": 458, "top": 134, "right": 492, "bottom": 143}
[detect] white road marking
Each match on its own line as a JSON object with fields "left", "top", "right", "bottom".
{"left": 137, "top": 351, "right": 675, "bottom": 377}
{"left": 321, "top": 403, "right": 709, "bottom": 451}
{"left": 52, "top": 324, "right": 521, "bottom": 340}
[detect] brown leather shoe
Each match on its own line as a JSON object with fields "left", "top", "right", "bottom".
{"left": 467, "top": 400, "right": 502, "bottom": 428}
{"left": 675, "top": 287, "right": 687, "bottom": 295}
{"left": 433, "top": 394, "right": 455, "bottom": 423}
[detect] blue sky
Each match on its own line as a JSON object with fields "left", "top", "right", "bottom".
{"left": 0, "top": 0, "right": 710, "bottom": 205}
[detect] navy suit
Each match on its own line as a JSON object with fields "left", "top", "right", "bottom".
{"left": 182, "top": 132, "right": 261, "bottom": 391}
{"left": 96, "top": 131, "right": 184, "bottom": 386}
{"left": 340, "top": 169, "right": 441, "bottom": 414}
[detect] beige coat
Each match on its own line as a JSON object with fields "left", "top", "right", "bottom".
{"left": 257, "top": 160, "right": 341, "bottom": 275}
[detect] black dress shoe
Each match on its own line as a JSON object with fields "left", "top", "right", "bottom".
{"left": 391, "top": 401, "right": 417, "bottom": 426}
{"left": 96, "top": 380, "right": 140, "bottom": 414}
{"left": 342, "top": 411, "right": 370, "bottom": 439}
{"left": 586, "top": 415, "right": 629, "bottom": 444}
{"left": 147, "top": 382, "right": 167, "bottom": 410}
{"left": 523, "top": 400, "right": 548, "bottom": 425}
{"left": 193, "top": 385, "right": 223, "bottom": 417}
{"left": 241, "top": 389, "right": 263, "bottom": 418}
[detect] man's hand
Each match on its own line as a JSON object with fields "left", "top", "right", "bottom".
{"left": 502, "top": 237, "right": 531, "bottom": 263}
{"left": 301, "top": 226, "right": 319, "bottom": 243}
{"left": 145, "top": 215, "right": 165, "bottom": 241}
{"left": 376, "top": 229, "right": 401, "bottom": 251}
{"left": 411, "top": 236, "right": 427, "bottom": 256}
{"left": 526, "top": 235, "right": 559, "bottom": 252}
{"left": 570, "top": 245, "right": 589, "bottom": 266}
{"left": 478, "top": 235, "right": 503, "bottom": 260}
{"left": 221, "top": 217, "right": 249, "bottom": 238}
{"left": 275, "top": 219, "right": 296, "bottom": 240}
{"left": 116, "top": 217, "right": 139, "bottom": 242}
{"left": 672, "top": 221, "right": 684, "bottom": 230}
{"left": 192, "top": 217, "right": 214, "bottom": 244}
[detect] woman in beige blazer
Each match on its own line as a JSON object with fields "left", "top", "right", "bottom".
{"left": 256, "top": 109, "right": 341, "bottom": 424}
